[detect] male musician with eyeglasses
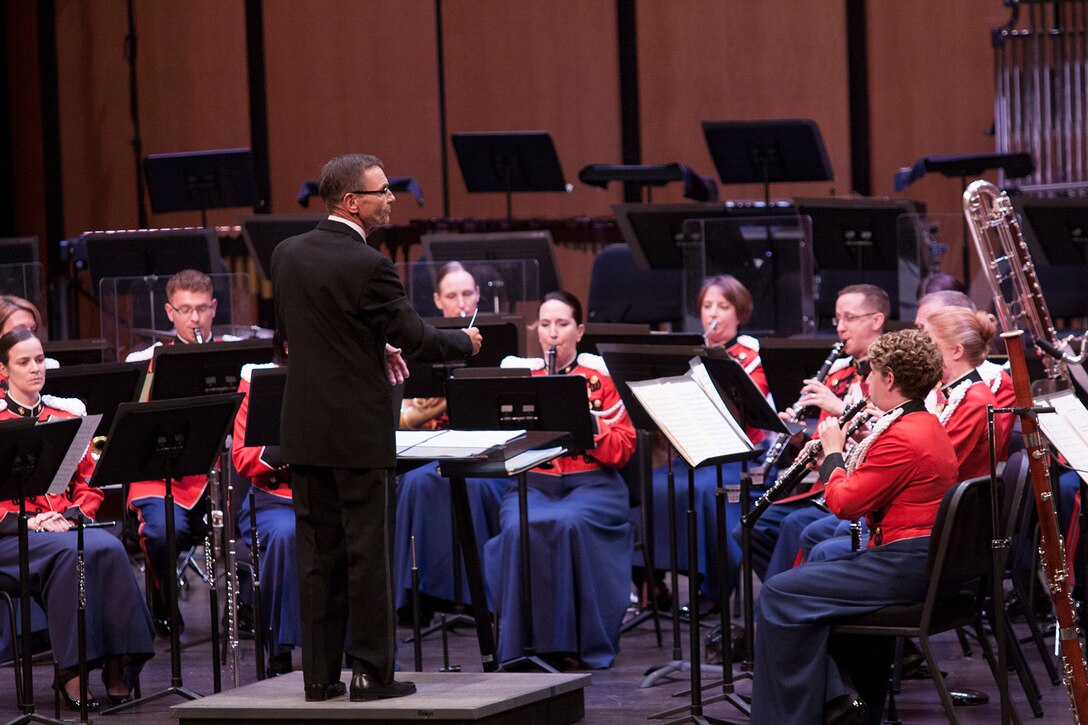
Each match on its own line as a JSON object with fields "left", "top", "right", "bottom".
{"left": 272, "top": 154, "right": 481, "bottom": 703}
{"left": 741, "top": 284, "right": 888, "bottom": 582}
{"left": 125, "top": 269, "right": 227, "bottom": 637}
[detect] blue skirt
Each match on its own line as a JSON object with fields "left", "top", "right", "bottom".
{"left": 484, "top": 469, "right": 633, "bottom": 669}
{"left": 393, "top": 461, "right": 513, "bottom": 609}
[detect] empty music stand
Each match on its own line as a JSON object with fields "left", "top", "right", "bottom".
{"left": 0, "top": 416, "right": 79, "bottom": 725}
{"left": 452, "top": 132, "right": 569, "bottom": 222}
{"left": 445, "top": 375, "right": 592, "bottom": 673}
{"left": 702, "top": 119, "right": 833, "bottom": 205}
{"left": 144, "top": 148, "right": 258, "bottom": 228}
{"left": 95, "top": 394, "right": 243, "bottom": 714}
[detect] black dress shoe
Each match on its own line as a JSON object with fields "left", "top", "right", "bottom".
{"left": 350, "top": 672, "right": 417, "bottom": 701}
{"left": 304, "top": 681, "right": 346, "bottom": 701}
{"left": 151, "top": 594, "right": 185, "bottom": 638}
{"left": 822, "top": 693, "right": 867, "bottom": 725}
{"left": 268, "top": 652, "right": 293, "bottom": 676}
{"left": 55, "top": 681, "right": 101, "bottom": 712}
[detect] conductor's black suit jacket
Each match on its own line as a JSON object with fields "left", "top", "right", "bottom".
{"left": 271, "top": 219, "right": 472, "bottom": 469}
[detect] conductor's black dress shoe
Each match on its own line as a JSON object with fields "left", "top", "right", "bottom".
{"left": 350, "top": 672, "right": 417, "bottom": 701}
{"left": 304, "top": 681, "right": 346, "bottom": 701}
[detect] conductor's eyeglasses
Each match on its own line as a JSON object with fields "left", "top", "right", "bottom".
{"left": 831, "top": 312, "right": 878, "bottom": 326}
{"left": 350, "top": 186, "right": 393, "bottom": 197}
{"left": 169, "top": 303, "right": 213, "bottom": 316}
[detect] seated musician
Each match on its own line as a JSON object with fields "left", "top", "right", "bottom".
{"left": 485, "top": 290, "right": 636, "bottom": 669}
{"left": 801, "top": 306, "right": 1012, "bottom": 563}
{"left": 0, "top": 328, "right": 154, "bottom": 710}
{"left": 751, "top": 329, "right": 958, "bottom": 723}
{"left": 393, "top": 263, "right": 511, "bottom": 622}
{"left": 232, "top": 333, "right": 297, "bottom": 676}
{"left": 0, "top": 296, "right": 58, "bottom": 380}
{"left": 749, "top": 284, "right": 887, "bottom": 582}
{"left": 637, "top": 274, "right": 769, "bottom": 607}
{"left": 126, "top": 269, "right": 221, "bottom": 637}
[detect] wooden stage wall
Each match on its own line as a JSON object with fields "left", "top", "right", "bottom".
{"left": 4, "top": 0, "right": 1012, "bottom": 335}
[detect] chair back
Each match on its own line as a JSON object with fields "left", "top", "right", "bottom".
{"left": 925, "top": 477, "right": 994, "bottom": 600}
{"left": 1000, "top": 450, "right": 1030, "bottom": 541}
{"left": 587, "top": 244, "right": 682, "bottom": 325}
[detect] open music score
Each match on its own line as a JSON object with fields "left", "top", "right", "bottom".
{"left": 628, "top": 358, "right": 754, "bottom": 468}
{"left": 50, "top": 414, "right": 102, "bottom": 494}
{"left": 1036, "top": 390, "right": 1088, "bottom": 485}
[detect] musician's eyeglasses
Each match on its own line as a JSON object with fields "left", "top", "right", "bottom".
{"left": 349, "top": 186, "right": 393, "bottom": 197}
{"left": 168, "top": 303, "right": 213, "bottom": 317}
{"left": 831, "top": 312, "right": 879, "bottom": 326}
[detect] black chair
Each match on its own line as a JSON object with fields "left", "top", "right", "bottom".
{"left": 587, "top": 244, "right": 683, "bottom": 326}
{"left": 830, "top": 477, "right": 1006, "bottom": 724}
{"left": 0, "top": 572, "right": 24, "bottom": 709}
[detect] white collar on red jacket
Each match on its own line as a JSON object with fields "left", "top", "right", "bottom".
{"left": 241, "top": 362, "right": 280, "bottom": 383}
{"left": 500, "top": 352, "right": 610, "bottom": 375}
{"left": 0, "top": 394, "right": 86, "bottom": 417}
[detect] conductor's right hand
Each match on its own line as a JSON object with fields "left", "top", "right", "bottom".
{"left": 463, "top": 326, "right": 483, "bottom": 355}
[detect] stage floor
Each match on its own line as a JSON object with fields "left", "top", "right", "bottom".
{"left": 0, "top": 563, "right": 1073, "bottom": 723}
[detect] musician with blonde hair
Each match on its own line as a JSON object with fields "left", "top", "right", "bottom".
{"left": 751, "top": 329, "right": 958, "bottom": 724}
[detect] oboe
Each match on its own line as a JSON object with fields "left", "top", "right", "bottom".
{"left": 762, "top": 342, "right": 846, "bottom": 472}
{"left": 743, "top": 397, "right": 869, "bottom": 528}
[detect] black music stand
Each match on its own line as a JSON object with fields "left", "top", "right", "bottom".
{"left": 144, "top": 148, "right": 258, "bottom": 228}
{"left": 94, "top": 394, "right": 242, "bottom": 714}
{"left": 240, "top": 366, "right": 287, "bottom": 680}
{"left": 0, "top": 417, "right": 79, "bottom": 725}
{"left": 446, "top": 375, "right": 592, "bottom": 673}
{"left": 42, "top": 363, "right": 146, "bottom": 439}
{"left": 702, "top": 119, "right": 833, "bottom": 205}
{"left": 892, "top": 151, "right": 1034, "bottom": 282}
{"left": 403, "top": 316, "right": 522, "bottom": 399}
{"left": 147, "top": 341, "right": 270, "bottom": 691}
{"left": 578, "top": 163, "right": 718, "bottom": 203}
{"left": 452, "top": 132, "right": 569, "bottom": 222}
{"left": 238, "top": 215, "right": 324, "bottom": 281}
{"left": 599, "top": 344, "right": 784, "bottom": 725}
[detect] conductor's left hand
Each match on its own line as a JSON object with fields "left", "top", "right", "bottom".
{"left": 384, "top": 343, "right": 409, "bottom": 385}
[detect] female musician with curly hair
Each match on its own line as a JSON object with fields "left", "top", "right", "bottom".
{"left": 751, "top": 329, "right": 959, "bottom": 724}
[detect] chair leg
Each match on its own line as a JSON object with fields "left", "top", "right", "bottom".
{"left": 1, "top": 593, "right": 22, "bottom": 710}
{"left": 972, "top": 618, "right": 1024, "bottom": 725}
{"left": 917, "top": 635, "right": 960, "bottom": 725}
{"left": 954, "top": 626, "right": 972, "bottom": 657}
{"left": 1001, "top": 611, "right": 1043, "bottom": 718}
{"left": 1011, "top": 578, "right": 1061, "bottom": 685}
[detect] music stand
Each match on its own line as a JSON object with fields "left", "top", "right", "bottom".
{"left": 702, "top": 119, "right": 834, "bottom": 205}
{"left": 94, "top": 394, "right": 243, "bottom": 714}
{"left": 144, "top": 148, "right": 258, "bottom": 228}
{"left": 422, "top": 231, "right": 559, "bottom": 301}
{"left": 42, "top": 363, "right": 147, "bottom": 438}
{"left": 238, "top": 215, "right": 324, "bottom": 281}
{"left": 446, "top": 375, "right": 592, "bottom": 673}
{"left": 149, "top": 340, "right": 274, "bottom": 399}
{"left": 451, "top": 132, "right": 569, "bottom": 222}
{"left": 578, "top": 163, "right": 718, "bottom": 203}
{"left": 0, "top": 417, "right": 78, "bottom": 725}
{"left": 599, "top": 344, "right": 784, "bottom": 724}
{"left": 403, "top": 316, "right": 522, "bottom": 399}
{"left": 83, "top": 229, "right": 223, "bottom": 298}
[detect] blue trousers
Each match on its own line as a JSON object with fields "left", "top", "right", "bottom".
{"left": 0, "top": 530, "right": 154, "bottom": 671}
{"left": 237, "top": 489, "right": 300, "bottom": 657}
{"left": 764, "top": 505, "right": 829, "bottom": 579}
{"left": 1058, "top": 470, "right": 1085, "bottom": 586}
{"left": 132, "top": 497, "right": 207, "bottom": 599}
{"left": 484, "top": 470, "right": 632, "bottom": 669}
{"left": 751, "top": 537, "right": 930, "bottom": 724}
{"left": 734, "top": 498, "right": 814, "bottom": 581}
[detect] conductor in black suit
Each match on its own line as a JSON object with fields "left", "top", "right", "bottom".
{"left": 272, "top": 154, "right": 482, "bottom": 702}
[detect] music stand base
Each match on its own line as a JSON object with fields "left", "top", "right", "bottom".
{"left": 99, "top": 684, "right": 201, "bottom": 716}
{"left": 498, "top": 654, "right": 560, "bottom": 674}
{"left": 641, "top": 659, "right": 691, "bottom": 689}
{"left": 620, "top": 607, "right": 658, "bottom": 635}
{"left": 403, "top": 612, "right": 476, "bottom": 643}
{"left": 4, "top": 712, "right": 67, "bottom": 725}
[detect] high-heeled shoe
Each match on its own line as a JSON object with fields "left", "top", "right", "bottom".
{"left": 54, "top": 678, "right": 101, "bottom": 712}
{"left": 101, "top": 665, "right": 133, "bottom": 705}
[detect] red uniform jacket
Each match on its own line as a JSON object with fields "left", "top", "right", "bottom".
{"left": 725, "top": 335, "right": 769, "bottom": 445}
{"left": 502, "top": 353, "right": 636, "bottom": 476}
{"left": 822, "top": 401, "right": 958, "bottom": 547}
{"left": 0, "top": 395, "right": 100, "bottom": 533}
{"left": 232, "top": 364, "right": 291, "bottom": 500}
{"left": 936, "top": 371, "right": 1005, "bottom": 481}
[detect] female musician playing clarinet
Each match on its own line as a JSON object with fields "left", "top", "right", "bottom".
{"left": 800, "top": 306, "right": 1013, "bottom": 564}
{"left": 486, "top": 290, "right": 636, "bottom": 668}
{"left": 751, "top": 329, "right": 958, "bottom": 724}
{"left": 638, "top": 275, "right": 769, "bottom": 607}
{"left": 0, "top": 328, "right": 154, "bottom": 710}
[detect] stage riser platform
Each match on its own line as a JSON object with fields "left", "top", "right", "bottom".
{"left": 171, "top": 671, "right": 589, "bottom": 724}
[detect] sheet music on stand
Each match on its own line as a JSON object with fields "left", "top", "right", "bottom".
{"left": 48, "top": 413, "right": 101, "bottom": 494}
{"left": 628, "top": 357, "right": 754, "bottom": 469}
{"left": 1036, "top": 389, "right": 1088, "bottom": 485}
{"left": 395, "top": 429, "right": 527, "bottom": 459}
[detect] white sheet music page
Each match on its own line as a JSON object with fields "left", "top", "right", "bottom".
{"left": 395, "top": 430, "right": 445, "bottom": 454}
{"left": 1037, "top": 390, "right": 1088, "bottom": 485}
{"left": 49, "top": 414, "right": 102, "bottom": 495}
{"left": 629, "top": 374, "right": 751, "bottom": 468}
{"left": 688, "top": 357, "right": 754, "bottom": 445}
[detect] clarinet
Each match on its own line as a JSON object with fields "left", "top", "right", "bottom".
{"left": 762, "top": 342, "right": 846, "bottom": 472}
{"left": 743, "top": 397, "right": 869, "bottom": 528}
{"left": 546, "top": 346, "right": 557, "bottom": 375}
{"left": 194, "top": 326, "right": 204, "bottom": 345}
